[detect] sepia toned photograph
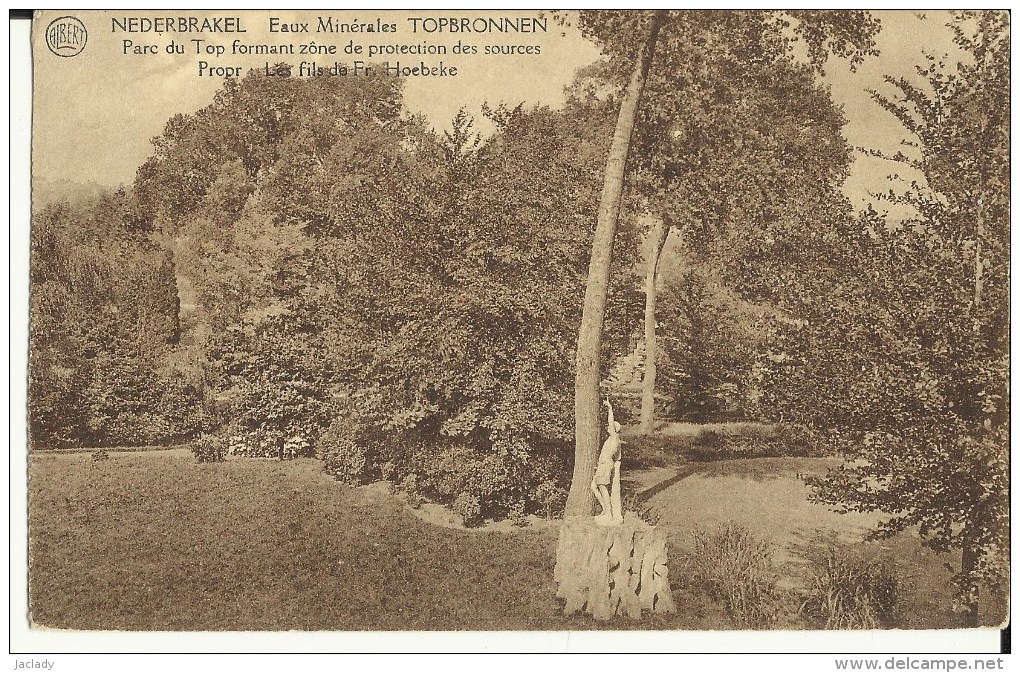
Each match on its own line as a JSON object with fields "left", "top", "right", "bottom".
{"left": 24, "top": 8, "right": 1008, "bottom": 638}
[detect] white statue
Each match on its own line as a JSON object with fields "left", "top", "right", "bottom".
{"left": 591, "top": 398, "right": 624, "bottom": 525}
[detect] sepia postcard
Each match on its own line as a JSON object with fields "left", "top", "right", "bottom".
{"left": 18, "top": 8, "right": 1009, "bottom": 652}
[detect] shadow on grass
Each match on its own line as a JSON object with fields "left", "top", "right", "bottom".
{"left": 622, "top": 421, "right": 830, "bottom": 472}
{"left": 27, "top": 451, "right": 735, "bottom": 631}
{"left": 625, "top": 465, "right": 701, "bottom": 504}
{"left": 690, "top": 457, "right": 838, "bottom": 483}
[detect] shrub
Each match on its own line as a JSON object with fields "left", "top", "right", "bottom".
{"left": 685, "top": 430, "right": 735, "bottom": 461}
{"left": 534, "top": 480, "right": 567, "bottom": 520}
{"left": 320, "top": 420, "right": 370, "bottom": 486}
{"left": 699, "top": 429, "right": 729, "bottom": 449}
{"left": 207, "top": 319, "right": 331, "bottom": 457}
{"left": 322, "top": 442, "right": 368, "bottom": 484}
{"left": 399, "top": 438, "right": 570, "bottom": 522}
{"left": 802, "top": 546, "right": 898, "bottom": 629}
{"left": 686, "top": 424, "right": 822, "bottom": 461}
{"left": 155, "top": 377, "right": 204, "bottom": 442}
{"left": 678, "top": 523, "right": 782, "bottom": 628}
{"left": 283, "top": 434, "right": 311, "bottom": 459}
{"left": 225, "top": 429, "right": 313, "bottom": 459}
{"left": 452, "top": 492, "right": 483, "bottom": 527}
{"left": 706, "top": 434, "right": 789, "bottom": 460}
{"left": 410, "top": 444, "right": 477, "bottom": 500}
{"left": 774, "top": 424, "right": 815, "bottom": 456}
{"left": 92, "top": 449, "right": 110, "bottom": 462}
{"left": 227, "top": 434, "right": 247, "bottom": 456}
{"left": 380, "top": 460, "right": 398, "bottom": 483}
{"left": 400, "top": 474, "right": 423, "bottom": 509}
{"left": 192, "top": 433, "right": 226, "bottom": 463}
{"left": 227, "top": 429, "right": 277, "bottom": 458}
{"left": 507, "top": 499, "right": 529, "bottom": 527}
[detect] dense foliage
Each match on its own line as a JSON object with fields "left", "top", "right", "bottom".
{"left": 655, "top": 270, "right": 753, "bottom": 421}
{"left": 29, "top": 191, "right": 201, "bottom": 448}
{"left": 30, "top": 70, "right": 637, "bottom": 522}
{"left": 568, "top": 9, "right": 1006, "bottom": 622}
{"left": 121, "top": 69, "right": 639, "bottom": 519}
{"left": 768, "top": 12, "right": 1008, "bottom": 622}
{"left": 563, "top": 11, "right": 877, "bottom": 433}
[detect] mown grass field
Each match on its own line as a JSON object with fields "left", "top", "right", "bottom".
{"left": 30, "top": 450, "right": 566, "bottom": 630}
{"left": 28, "top": 445, "right": 1001, "bottom": 631}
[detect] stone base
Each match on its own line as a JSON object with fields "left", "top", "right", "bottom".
{"left": 554, "top": 513, "right": 676, "bottom": 620}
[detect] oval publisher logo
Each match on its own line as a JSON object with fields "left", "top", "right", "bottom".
{"left": 45, "top": 16, "right": 87, "bottom": 57}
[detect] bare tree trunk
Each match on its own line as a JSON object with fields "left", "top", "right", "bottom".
{"left": 639, "top": 217, "right": 669, "bottom": 434}
{"left": 565, "top": 11, "right": 667, "bottom": 516}
{"left": 961, "top": 538, "right": 980, "bottom": 627}
{"left": 963, "top": 24, "right": 989, "bottom": 626}
{"left": 974, "top": 199, "right": 984, "bottom": 309}
{"left": 972, "top": 14, "right": 991, "bottom": 311}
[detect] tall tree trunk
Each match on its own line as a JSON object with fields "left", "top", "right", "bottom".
{"left": 973, "top": 22, "right": 989, "bottom": 311}
{"left": 974, "top": 198, "right": 984, "bottom": 309}
{"left": 961, "top": 536, "right": 980, "bottom": 627}
{"left": 565, "top": 11, "right": 667, "bottom": 515}
{"left": 638, "top": 217, "right": 669, "bottom": 434}
{"left": 963, "top": 24, "right": 988, "bottom": 626}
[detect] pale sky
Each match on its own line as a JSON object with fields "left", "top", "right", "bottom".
{"left": 32, "top": 10, "right": 959, "bottom": 209}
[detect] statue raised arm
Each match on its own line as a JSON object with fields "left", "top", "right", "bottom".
{"left": 591, "top": 398, "right": 624, "bottom": 525}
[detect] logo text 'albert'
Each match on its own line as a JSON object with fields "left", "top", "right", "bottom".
{"left": 45, "top": 16, "right": 88, "bottom": 57}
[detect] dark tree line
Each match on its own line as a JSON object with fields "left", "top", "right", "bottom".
{"left": 30, "top": 191, "right": 200, "bottom": 448}
{"left": 34, "top": 69, "right": 641, "bottom": 520}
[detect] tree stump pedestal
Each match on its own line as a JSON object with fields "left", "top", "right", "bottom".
{"left": 554, "top": 514, "right": 676, "bottom": 620}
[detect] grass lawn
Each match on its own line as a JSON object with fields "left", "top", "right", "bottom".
{"left": 30, "top": 450, "right": 695, "bottom": 631}
{"left": 28, "top": 448, "right": 1002, "bottom": 631}
{"left": 31, "top": 450, "right": 552, "bottom": 630}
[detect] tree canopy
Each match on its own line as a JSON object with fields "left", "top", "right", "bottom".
{"left": 114, "top": 67, "right": 640, "bottom": 518}
{"left": 763, "top": 11, "right": 1008, "bottom": 621}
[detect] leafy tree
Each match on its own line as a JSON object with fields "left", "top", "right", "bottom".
{"left": 563, "top": 10, "right": 666, "bottom": 515}
{"left": 561, "top": 9, "right": 880, "bottom": 513}
{"left": 776, "top": 11, "right": 1008, "bottom": 625}
{"left": 655, "top": 270, "right": 751, "bottom": 421}
{"left": 633, "top": 57, "right": 860, "bottom": 428}
{"left": 291, "top": 100, "right": 636, "bottom": 516}
{"left": 136, "top": 69, "right": 409, "bottom": 447}
{"left": 134, "top": 68, "right": 640, "bottom": 516}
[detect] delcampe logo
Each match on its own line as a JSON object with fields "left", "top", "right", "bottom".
{"left": 45, "top": 16, "right": 87, "bottom": 57}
